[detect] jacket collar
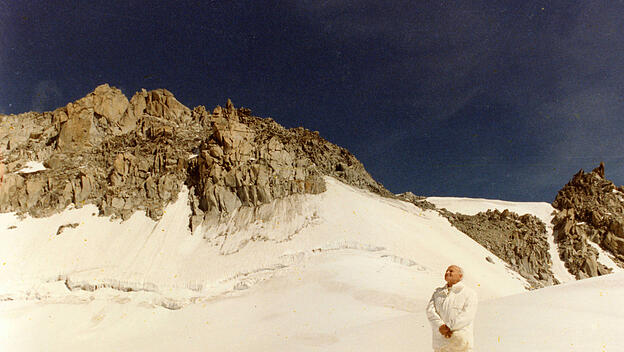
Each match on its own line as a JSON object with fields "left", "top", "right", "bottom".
{"left": 445, "top": 281, "right": 465, "bottom": 293}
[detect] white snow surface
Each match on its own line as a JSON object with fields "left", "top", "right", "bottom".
{"left": 0, "top": 177, "right": 622, "bottom": 351}
{"left": 587, "top": 240, "right": 624, "bottom": 273}
{"left": 16, "top": 160, "right": 46, "bottom": 174}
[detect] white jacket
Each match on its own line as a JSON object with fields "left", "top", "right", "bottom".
{"left": 426, "top": 281, "right": 478, "bottom": 350}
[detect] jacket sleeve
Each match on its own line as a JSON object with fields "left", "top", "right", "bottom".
{"left": 448, "top": 290, "right": 478, "bottom": 331}
{"left": 426, "top": 290, "right": 445, "bottom": 328}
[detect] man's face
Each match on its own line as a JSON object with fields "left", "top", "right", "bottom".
{"left": 444, "top": 265, "right": 462, "bottom": 286}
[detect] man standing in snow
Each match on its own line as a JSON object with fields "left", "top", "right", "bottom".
{"left": 426, "top": 265, "right": 478, "bottom": 352}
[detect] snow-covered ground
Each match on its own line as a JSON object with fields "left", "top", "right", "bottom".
{"left": 0, "top": 177, "right": 621, "bottom": 351}
{"left": 475, "top": 271, "right": 624, "bottom": 352}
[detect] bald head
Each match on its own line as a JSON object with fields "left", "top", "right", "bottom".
{"left": 444, "top": 265, "right": 463, "bottom": 287}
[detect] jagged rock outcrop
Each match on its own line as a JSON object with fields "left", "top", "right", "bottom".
{"left": 440, "top": 208, "right": 557, "bottom": 288}
{"left": 184, "top": 99, "right": 390, "bottom": 230}
{"left": 396, "top": 191, "right": 436, "bottom": 210}
{"left": 551, "top": 162, "right": 624, "bottom": 278}
{"left": 0, "top": 84, "right": 388, "bottom": 224}
{"left": 186, "top": 102, "right": 320, "bottom": 224}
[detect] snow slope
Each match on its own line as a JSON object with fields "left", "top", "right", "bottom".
{"left": 0, "top": 177, "right": 620, "bottom": 351}
{"left": 0, "top": 177, "right": 527, "bottom": 301}
{"left": 475, "top": 271, "right": 624, "bottom": 352}
{"left": 1, "top": 256, "right": 622, "bottom": 351}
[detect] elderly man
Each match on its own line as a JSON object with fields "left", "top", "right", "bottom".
{"left": 426, "top": 265, "right": 478, "bottom": 352}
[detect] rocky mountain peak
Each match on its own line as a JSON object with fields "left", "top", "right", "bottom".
{"left": 592, "top": 161, "right": 605, "bottom": 179}
{"left": 0, "top": 84, "right": 389, "bottom": 228}
{"left": 551, "top": 162, "right": 624, "bottom": 278}
{"left": 49, "top": 84, "right": 193, "bottom": 153}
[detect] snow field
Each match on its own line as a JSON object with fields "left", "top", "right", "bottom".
{"left": 1, "top": 177, "right": 621, "bottom": 351}
{"left": 1, "top": 178, "right": 527, "bottom": 301}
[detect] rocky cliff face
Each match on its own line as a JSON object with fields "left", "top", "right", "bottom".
{"left": 0, "top": 84, "right": 389, "bottom": 225}
{"left": 551, "top": 162, "right": 624, "bottom": 279}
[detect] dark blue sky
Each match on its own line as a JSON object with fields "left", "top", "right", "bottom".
{"left": 2, "top": 1, "right": 624, "bottom": 201}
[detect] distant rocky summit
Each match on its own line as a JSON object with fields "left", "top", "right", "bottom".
{"left": 427, "top": 163, "right": 624, "bottom": 288}
{"left": 0, "top": 84, "right": 389, "bottom": 225}
{"left": 551, "top": 162, "right": 624, "bottom": 279}
{"left": 434, "top": 163, "right": 624, "bottom": 287}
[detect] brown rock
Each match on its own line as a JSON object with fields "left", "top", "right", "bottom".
{"left": 145, "top": 89, "right": 191, "bottom": 123}
{"left": 25, "top": 178, "right": 45, "bottom": 208}
{"left": 609, "top": 218, "right": 624, "bottom": 238}
{"left": 157, "top": 174, "right": 176, "bottom": 201}
{"left": 73, "top": 173, "right": 94, "bottom": 205}
{"left": 111, "top": 197, "right": 125, "bottom": 209}
{"left": 92, "top": 84, "right": 130, "bottom": 127}
{"left": 592, "top": 162, "right": 605, "bottom": 179}
{"left": 144, "top": 176, "right": 157, "bottom": 199}
{"left": 57, "top": 104, "right": 98, "bottom": 151}
{"left": 192, "top": 105, "right": 210, "bottom": 125}
{"left": 132, "top": 89, "right": 148, "bottom": 111}
{"left": 53, "top": 108, "right": 69, "bottom": 125}
{"left": 581, "top": 256, "right": 598, "bottom": 277}
{"left": 215, "top": 185, "right": 241, "bottom": 213}
{"left": 0, "top": 174, "right": 24, "bottom": 210}
{"left": 113, "top": 153, "right": 127, "bottom": 176}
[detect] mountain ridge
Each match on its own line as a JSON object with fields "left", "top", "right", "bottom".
{"left": 0, "top": 84, "right": 389, "bottom": 225}
{"left": 2, "top": 84, "right": 624, "bottom": 288}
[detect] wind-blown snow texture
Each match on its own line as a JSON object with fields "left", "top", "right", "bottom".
{"left": 1, "top": 177, "right": 621, "bottom": 351}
